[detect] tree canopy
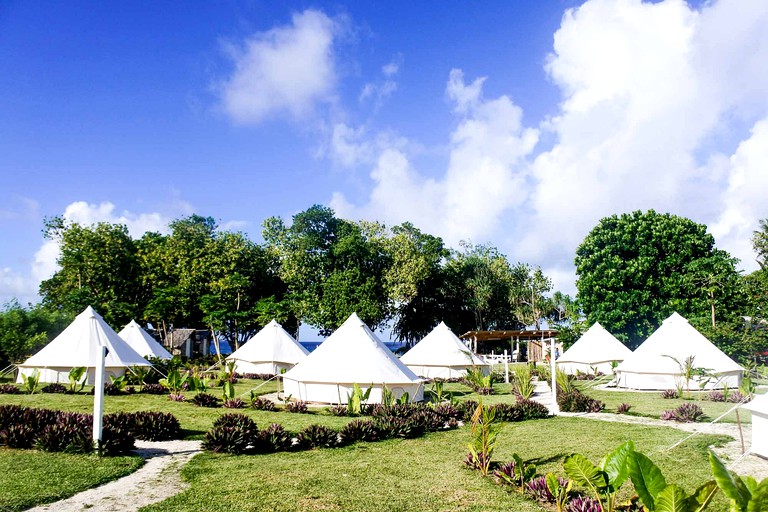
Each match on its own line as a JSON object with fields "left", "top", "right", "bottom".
{"left": 575, "top": 210, "right": 744, "bottom": 348}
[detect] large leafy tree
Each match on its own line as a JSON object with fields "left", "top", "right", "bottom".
{"left": 263, "top": 205, "right": 391, "bottom": 335}
{"left": 509, "top": 262, "right": 553, "bottom": 329}
{"left": 575, "top": 210, "right": 743, "bottom": 348}
{"left": 39, "top": 217, "right": 143, "bottom": 326}
{"left": 0, "top": 300, "right": 70, "bottom": 366}
{"left": 385, "top": 223, "right": 451, "bottom": 346}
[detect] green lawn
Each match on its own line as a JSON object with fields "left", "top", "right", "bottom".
{"left": 0, "top": 450, "right": 143, "bottom": 512}
{"left": 575, "top": 384, "right": 754, "bottom": 423}
{"left": 0, "top": 378, "right": 745, "bottom": 511}
{"left": 140, "top": 417, "right": 731, "bottom": 512}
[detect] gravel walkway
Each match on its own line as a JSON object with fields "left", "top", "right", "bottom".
{"left": 26, "top": 439, "right": 202, "bottom": 512}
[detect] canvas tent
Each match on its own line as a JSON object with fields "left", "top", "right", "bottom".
{"left": 17, "top": 306, "right": 151, "bottom": 385}
{"left": 118, "top": 320, "right": 172, "bottom": 360}
{"left": 226, "top": 319, "right": 308, "bottom": 375}
{"left": 283, "top": 313, "right": 423, "bottom": 404}
{"left": 557, "top": 322, "right": 632, "bottom": 375}
{"left": 400, "top": 321, "right": 489, "bottom": 378}
{"left": 615, "top": 312, "right": 743, "bottom": 390}
{"left": 741, "top": 392, "right": 768, "bottom": 459}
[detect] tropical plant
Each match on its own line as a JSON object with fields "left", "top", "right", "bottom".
{"left": 41, "top": 383, "right": 67, "bottom": 394}
{"left": 563, "top": 441, "right": 634, "bottom": 512}
{"left": 427, "top": 380, "right": 451, "bottom": 403}
{"left": 222, "top": 381, "right": 236, "bottom": 401}
{"left": 546, "top": 473, "right": 573, "bottom": 512}
{"left": 381, "top": 385, "right": 395, "bottom": 406}
{"left": 296, "top": 424, "right": 339, "bottom": 449}
{"left": 68, "top": 366, "right": 87, "bottom": 393}
{"left": 661, "top": 389, "right": 680, "bottom": 399}
{"left": 159, "top": 368, "right": 188, "bottom": 394}
{"left": 511, "top": 365, "right": 535, "bottom": 399}
{"left": 250, "top": 396, "right": 276, "bottom": 411}
{"left": 396, "top": 392, "right": 411, "bottom": 405}
{"left": 664, "top": 355, "right": 713, "bottom": 399}
{"left": 709, "top": 451, "right": 768, "bottom": 512}
{"left": 493, "top": 453, "right": 537, "bottom": 493}
{"left": 464, "top": 367, "right": 494, "bottom": 395}
{"left": 627, "top": 449, "right": 718, "bottom": 511}
{"left": 20, "top": 370, "right": 40, "bottom": 394}
{"left": 616, "top": 403, "right": 631, "bottom": 414}
{"left": 464, "top": 401, "right": 500, "bottom": 476}
{"left": 346, "top": 383, "right": 372, "bottom": 416}
{"left": 109, "top": 375, "right": 128, "bottom": 392}
{"left": 661, "top": 403, "right": 704, "bottom": 423}
{"left": 190, "top": 392, "right": 220, "bottom": 408}
{"left": 286, "top": 401, "right": 308, "bottom": 413}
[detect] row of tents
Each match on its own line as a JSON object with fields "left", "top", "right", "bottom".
{"left": 558, "top": 312, "right": 744, "bottom": 390}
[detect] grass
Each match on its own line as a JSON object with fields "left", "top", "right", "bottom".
{"left": 140, "top": 417, "right": 731, "bottom": 512}
{"left": 0, "top": 450, "right": 143, "bottom": 512}
{"left": 0, "top": 377, "right": 745, "bottom": 511}
{"left": 575, "top": 384, "right": 754, "bottom": 423}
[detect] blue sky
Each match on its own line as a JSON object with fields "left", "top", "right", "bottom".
{"left": 2, "top": 0, "right": 767, "bottom": 313}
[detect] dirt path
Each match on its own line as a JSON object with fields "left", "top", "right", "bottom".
{"left": 530, "top": 380, "right": 767, "bottom": 479}
{"left": 26, "top": 440, "right": 202, "bottom": 512}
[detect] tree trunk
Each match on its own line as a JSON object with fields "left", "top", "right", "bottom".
{"left": 710, "top": 290, "right": 716, "bottom": 328}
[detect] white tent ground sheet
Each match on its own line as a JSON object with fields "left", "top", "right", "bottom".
{"left": 226, "top": 319, "right": 308, "bottom": 375}
{"left": 741, "top": 392, "right": 768, "bottom": 459}
{"left": 400, "top": 321, "right": 489, "bottom": 378}
{"left": 118, "top": 320, "right": 172, "bottom": 360}
{"left": 17, "top": 306, "right": 151, "bottom": 385}
{"left": 557, "top": 322, "right": 632, "bottom": 375}
{"left": 615, "top": 312, "right": 743, "bottom": 390}
{"left": 283, "top": 312, "right": 423, "bottom": 404}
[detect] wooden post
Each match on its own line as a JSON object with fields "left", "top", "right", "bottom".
{"left": 550, "top": 338, "right": 558, "bottom": 415}
{"left": 504, "top": 349, "right": 509, "bottom": 384}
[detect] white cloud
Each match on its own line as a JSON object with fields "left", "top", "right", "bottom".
{"left": 359, "top": 55, "right": 402, "bottom": 107}
{"left": 330, "top": 0, "right": 768, "bottom": 293}
{"left": 333, "top": 69, "right": 538, "bottom": 245}
{"left": 218, "top": 10, "right": 340, "bottom": 124}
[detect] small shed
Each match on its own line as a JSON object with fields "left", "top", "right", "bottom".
{"left": 742, "top": 392, "right": 768, "bottom": 459}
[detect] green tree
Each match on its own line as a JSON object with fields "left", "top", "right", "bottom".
{"left": 509, "top": 263, "right": 553, "bottom": 329}
{"left": 263, "top": 205, "right": 391, "bottom": 335}
{"left": 380, "top": 222, "right": 451, "bottom": 346}
{"left": 575, "top": 210, "right": 740, "bottom": 348}
{"left": 39, "top": 217, "right": 143, "bottom": 326}
{"left": 0, "top": 301, "right": 70, "bottom": 366}
{"left": 753, "top": 218, "right": 768, "bottom": 270}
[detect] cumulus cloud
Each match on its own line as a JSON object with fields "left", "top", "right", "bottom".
{"left": 330, "top": 0, "right": 768, "bottom": 294}
{"left": 218, "top": 10, "right": 340, "bottom": 124}
{"left": 359, "top": 55, "right": 402, "bottom": 108}
{"left": 0, "top": 201, "right": 183, "bottom": 305}
{"left": 333, "top": 69, "right": 538, "bottom": 245}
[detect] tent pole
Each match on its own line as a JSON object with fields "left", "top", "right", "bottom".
{"left": 504, "top": 350, "right": 509, "bottom": 384}
{"left": 550, "top": 337, "right": 558, "bottom": 415}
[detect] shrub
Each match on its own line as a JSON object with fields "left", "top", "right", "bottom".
{"left": 41, "top": 383, "right": 68, "bottom": 394}
{"left": 168, "top": 393, "right": 186, "bottom": 402}
{"left": 433, "top": 403, "right": 462, "bottom": 421}
{"left": 0, "top": 405, "right": 27, "bottom": 430}
{"left": 728, "top": 390, "right": 745, "bottom": 403}
{"left": 131, "top": 412, "right": 182, "bottom": 441}
{"left": 491, "top": 403, "right": 523, "bottom": 422}
{"left": 203, "top": 426, "right": 252, "bottom": 454}
{"left": 213, "top": 413, "right": 258, "bottom": 437}
{"left": 616, "top": 403, "right": 631, "bottom": 414}
{"left": 285, "top": 401, "right": 308, "bottom": 414}
{"left": 660, "top": 389, "right": 679, "bottom": 399}
{"left": 191, "top": 392, "right": 221, "bottom": 408}
{"left": 514, "top": 398, "right": 550, "bottom": 420}
{"left": 0, "top": 384, "right": 20, "bottom": 394}
{"left": 35, "top": 420, "right": 92, "bottom": 453}
{"left": 223, "top": 398, "right": 246, "bottom": 409}
{"left": 338, "top": 419, "right": 381, "bottom": 444}
{"left": 526, "top": 476, "right": 554, "bottom": 502}
{"left": 329, "top": 405, "right": 348, "bottom": 417}
{"left": 456, "top": 400, "right": 479, "bottom": 421}
{"left": 661, "top": 402, "right": 704, "bottom": 422}
{"left": 566, "top": 496, "right": 602, "bottom": 512}
{"left": 493, "top": 460, "right": 518, "bottom": 486}
{"left": 296, "top": 424, "right": 339, "bottom": 449}
{"left": 557, "top": 389, "right": 605, "bottom": 413}
{"left": 256, "top": 423, "right": 293, "bottom": 452}
{"left": 0, "top": 424, "right": 36, "bottom": 448}
{"left": 374, "top": 415, "right": 424, "bottom": 439}
{"left": 141, "top": 383, "right": 167, "bottom": 395}
{"left": 250, "top": 397, "right": 276, "bottom": 411}
{"left": 102, "top": 383, "right": 125, "bottom": 396}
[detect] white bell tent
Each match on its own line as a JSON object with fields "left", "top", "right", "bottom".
{"left": 741, "top": 392, "right": 768, "bottom": 459}
{"left": 400, "top": 321, "right": 489, "bottom": 378}
{"left": 615, "top": 312, "right": 743, "bottom": 390}
{"left": 118, "top": 320, "right": 172, "bottom": 360}
{"left": 557, "top": 322, "right": 632, "bottom": 375}
{"left": 226, "top": 319, "right": 308, "bottom": 375}
{"left": 17, "top": 306, "right": 151, "bottom": 385}
{"left": 282, "top": 313, "right": 423, "bottom": 404}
